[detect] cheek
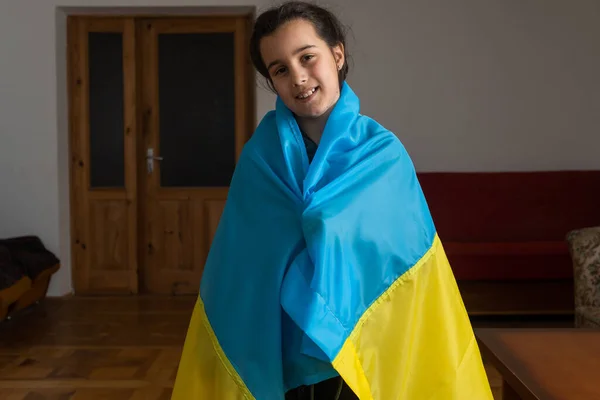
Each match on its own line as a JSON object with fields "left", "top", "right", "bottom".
{"left": 272, "top": 81, "right": 298, "bottom": 106}
{"left": 312, "top": 62, "right": 337, "bottom": 88}
{"left": 272, "top": 79, "right": 289, "bottom": 96}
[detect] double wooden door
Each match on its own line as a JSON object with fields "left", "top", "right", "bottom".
{"left": 68, "top": 15, "right": 254, "bottom": 294}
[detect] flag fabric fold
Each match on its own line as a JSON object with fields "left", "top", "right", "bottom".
{"left": 171, "top": 83, "right": 493, "bottom": 400}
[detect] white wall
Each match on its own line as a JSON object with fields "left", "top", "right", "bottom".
{"left": 0, "top": 0, "right": 598, "bottom": 296}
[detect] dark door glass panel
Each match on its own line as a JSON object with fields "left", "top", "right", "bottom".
{"left": 157, "top": 33, "right": 235, "bottom": 187}
{"left": 88, "top": 32, "right": 125, "bottom": 188}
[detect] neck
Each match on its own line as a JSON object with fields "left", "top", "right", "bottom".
{"left": 295, "top": 107, "right": 333, "bottom": 145}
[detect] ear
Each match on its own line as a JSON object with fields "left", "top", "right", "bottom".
{"left": 331, "top": 43, "right": 345, "bottom": 70}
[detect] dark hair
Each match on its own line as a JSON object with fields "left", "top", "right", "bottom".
{"left": 249, "top": 1, "right": 350, "bottom": 92}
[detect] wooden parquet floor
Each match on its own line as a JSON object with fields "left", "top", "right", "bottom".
{"left": 0, "top": 295, "right": 567, "bottom": 399}
{"left": 0, "top": 296, "right": 194, "bottom": 400}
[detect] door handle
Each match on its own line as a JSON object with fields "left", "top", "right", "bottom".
{"left": 146, "top": 148, "right": 163, "bottom": 173}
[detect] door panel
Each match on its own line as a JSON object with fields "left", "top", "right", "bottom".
{"left": 88, "top": 31, "right": 126, "bottom": 188}
{"left": 68, "top": 15, "right": 253, "bottom": 295}
{"left": 157, "top": 31, "right": 236, "bottom": 187}
{"left": 139, "top": 17, "right": 251, "bottom": 294}
{"left": 69, "top": 17, "right": 138, "bottom": 294}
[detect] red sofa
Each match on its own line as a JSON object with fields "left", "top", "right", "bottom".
{"left": 417, "top": 171, "right": 600, "bottom": 314}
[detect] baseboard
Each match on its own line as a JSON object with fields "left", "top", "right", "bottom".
{"left": 457, "top": 279, "right": 574, "bottom": 316}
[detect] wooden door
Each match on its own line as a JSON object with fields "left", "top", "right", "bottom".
{"left": 68, "top": 15, "right": 254, "bottom": 295}
{"left": 139, "top": 17, "right": 252, "bottom": 294}
{"left": 68, "top": 17, "right": 139, "bottom": 294}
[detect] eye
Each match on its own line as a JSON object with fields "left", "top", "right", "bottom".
{"left": 273, "top": 66, "right": 287, "bottom": 76}
{"left": 302, "top": 54, "right": 315, "bottom": 62}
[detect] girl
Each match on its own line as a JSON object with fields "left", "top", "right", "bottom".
{"left": 249, "top": 3, "right": 357, "bottom": 399}
{"left": 171, "top": 2, "right": 493, "bottom": 399}
{"left": 250, "top": 1, "right": 348, "bottom": 155}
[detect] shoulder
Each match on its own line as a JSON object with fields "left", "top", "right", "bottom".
{"left": 250, "top": 110, "right": 277, "bottom": 143}
{"left": 356, "top": 114, "right": 408, "bottom": 154}
{"left": 240, "top": 110, "right": 278, "bottom": 157}
{"left": 351, "top": 114, "right": 419, "bottom": 176}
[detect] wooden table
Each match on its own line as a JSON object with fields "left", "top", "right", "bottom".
{"left": 476, "top": 328, "right": 600, "bottom": 400}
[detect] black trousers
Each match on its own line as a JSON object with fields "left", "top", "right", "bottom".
{"left": 285, "top": 376, "right": 358, "bottom": 400}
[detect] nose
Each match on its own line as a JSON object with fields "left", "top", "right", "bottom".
{"left": 290, "top": 67, "right": 307, "bottom": 86}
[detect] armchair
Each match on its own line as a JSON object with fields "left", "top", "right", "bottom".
{"left": 566, "top": 227, "right": 600, "bottom": 328}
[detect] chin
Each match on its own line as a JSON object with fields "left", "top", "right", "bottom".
{"left": 292, "top": 102, "right": 332, "bottom": 119}
{"left": 296, "top": 109, "right": 326, "bottom": 119}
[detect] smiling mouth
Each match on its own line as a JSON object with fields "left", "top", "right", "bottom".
{"left": 296, "top": 87, "right": 319, "bottom": 100}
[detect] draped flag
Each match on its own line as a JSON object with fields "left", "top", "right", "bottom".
{"left": 171, "top": 83, "right": 493, "bottom": 399}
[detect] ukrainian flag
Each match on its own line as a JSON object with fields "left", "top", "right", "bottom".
{"left": 171, "top": 83, "right": 493, "bottom": 399}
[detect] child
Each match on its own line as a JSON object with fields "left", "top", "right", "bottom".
{"left": 249, "top": 1, "right": 348, "bottom": 156}
{"left": 171, "top": 2, "right": 493, "bottom": 399}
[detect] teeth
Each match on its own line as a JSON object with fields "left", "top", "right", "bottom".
{"left": 298, "top": 88, "right": 316, "bottom": 99}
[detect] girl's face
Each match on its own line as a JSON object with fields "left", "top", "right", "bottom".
{"left": 260, "top": 19, "right": 345, "bottom": 119}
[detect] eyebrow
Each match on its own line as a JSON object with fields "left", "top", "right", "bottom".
{"left": 266, "top": 44, "right": 317, "bottom": 72}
